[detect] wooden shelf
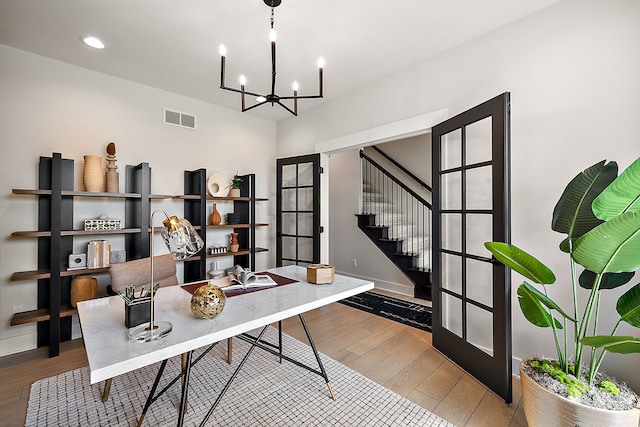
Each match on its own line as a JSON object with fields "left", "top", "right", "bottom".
{"left": 206, "top": 223, "right": 268, "bottom": 229}
{"left": 12, "top": 228, "right": 142, "bottom": 238}
{"left": 10, "top": 306, "right": 78, "bottom": 326}
{"left": 11, "top": 266, "right": 111, "bottom": 282}
{"left": 178, "top": 196, "right": 269, "bottom": 202}
{"left": 184, "top": 247, "right": 269, "bottom": 262}
{"left": 13, "top": 188, "right": 171, "bottom": 199}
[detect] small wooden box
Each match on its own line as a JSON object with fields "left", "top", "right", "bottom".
{"left": 306, "top": 264, "right": 335, "bottom": 284}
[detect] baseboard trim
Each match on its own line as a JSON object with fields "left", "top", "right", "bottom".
{"left": 334, "top": 270, "right": 414, "bottom": 297}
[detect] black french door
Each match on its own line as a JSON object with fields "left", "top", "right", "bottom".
{"left": 431, "top": 93, "right": 512, "bottom": 403}
{"left": 276, "top": 154, "right": 321, "bottom": 266}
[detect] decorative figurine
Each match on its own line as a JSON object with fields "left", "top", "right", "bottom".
{"left": 105, "top": 141, "right": 119, "bottom": 193}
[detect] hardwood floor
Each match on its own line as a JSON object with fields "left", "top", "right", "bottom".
{"left": 0, "top": 302, "right": 527, "bottom": 426}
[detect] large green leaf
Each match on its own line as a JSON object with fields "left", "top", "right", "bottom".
{"left": 521, "top": 281, "right": 575, "bottom": 321}
{"left": 580, "top": 335, "right": 640, "bottom": 354}
{"left": 517, "top": 284, "right": 563, "bottom": 328}
{"left": 617, "top": 283, "right": 640, "bottom": 328}
{"left": 572, "top": 211, "right": 640, "bottom": 273}
{"left": 578, "top": 269, "right": 635, "bottom": 290}
{"left": 551, "top": 160, "right": 617, "bottom": 251}
{"left": 593, "top": 156, "right": 640, "bottom": 220}
{"left": 484, "top": 242, "right": 556, "bottom": 285}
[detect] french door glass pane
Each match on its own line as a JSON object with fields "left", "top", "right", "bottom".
{"left": 465, "top": 117, "right": 492, "bottom": 165}
{"left": 282, "top": 236, "right": 296, "bottom": 259}
{"left": 441, "top": 171, "right": 461, "bottom": 210}
{"left": 298, "top": 213, "right": 314, "bottom": 236}
{"left": 442, "top": 292, "right": 463, "bottom": 338}
{"left": 466, "top": 166, "right": 492, "bottom": 210}
{"left": 466, "top": 258, "right": 493, "bottom": 308}
{"left": 282, "top": 188, "right": 297, "bottom": 211}
{"left": 298, "top": 237, "right": 313, "bottom": 261}
{"left": 282, "top": 213, "right": 297, "bottom": 235}
{"left": 282, "top": 164, "right": 297, "bottom": 186}
{"left": 298, "top": 188, "right": 314, "bottom": 211}
{"left": 441, "top": 253, "right": 462, "bottom": 294}
{"left": 297, "top": 162, "right": 314, "bottom": 186}
{"left": 466, "top": 303, "right": 494, "bottom": 356}
{"left": 441, "top": 130, "right": 462, "bottom": 170}
{"left": 441, "top": 213, "right": 461, "bottom": 252}
{"left": 466, "top": 213, "right": 492, "bottom": 257}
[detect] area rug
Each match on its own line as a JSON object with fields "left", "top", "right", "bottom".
{"left": 26, "top": 327, "right": 451, "bottom": 426}
{"left": 339, "top": 291, "right": 432, "bottom": 332}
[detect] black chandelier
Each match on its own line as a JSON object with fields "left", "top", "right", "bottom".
{"left": 219, "top": 0, "right": 324, "bottom": 116}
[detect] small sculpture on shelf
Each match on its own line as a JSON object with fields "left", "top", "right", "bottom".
{"left": 229, "top": 232, "right": 239, "bottom": 253}
{"left": 105, "top": 141, "right": 119, "bottom": 193}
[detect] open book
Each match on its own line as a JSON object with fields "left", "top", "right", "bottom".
{"left": 223, "top": 265, "right": 277, "bottom": 290}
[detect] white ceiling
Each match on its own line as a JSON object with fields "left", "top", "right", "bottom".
{"left": 0, "top": 0, "right": 562, "bottom": 121}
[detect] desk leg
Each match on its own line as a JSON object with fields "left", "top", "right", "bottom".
{"left": 278, "top": 320, "right": 283, "bottom": 363}
{"left": 177, "top": 351, "right": 193, "bottom": 427}
{"left": 298, "top": 314, "right": 336, "bottom": 400}
{"left": 180, "top": 353, "right": 189, "bottom": 413}
{"left": 137, "top": 359, "right": 169, "bottom": 427}
{"left": 199, "top": 325, "right": 270, "bottom": 427}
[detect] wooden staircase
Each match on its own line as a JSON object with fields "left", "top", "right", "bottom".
{"left": 357, "top": 213, "right": 431, "bottom": 300}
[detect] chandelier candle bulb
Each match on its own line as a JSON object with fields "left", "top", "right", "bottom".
{"left": 293, "top": 81, "right": 298, "bottom": 111}
{"left": 219, "top": 45, "right": 226, "bottom": 88}
{"left": 318, "top": 58, "right": 324, "bottom": 96}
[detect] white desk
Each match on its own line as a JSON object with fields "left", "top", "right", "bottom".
{"left": 78, "top": 266, "right": 373, "bottom": 425}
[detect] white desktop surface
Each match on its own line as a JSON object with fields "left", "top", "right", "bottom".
{"left": 77, "top": 265, "right": 373, "bottom": 384}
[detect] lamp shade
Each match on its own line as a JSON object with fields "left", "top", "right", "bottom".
{"left": 161, "top": 216, "right": 204, "bottom": 260}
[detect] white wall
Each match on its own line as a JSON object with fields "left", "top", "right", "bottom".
{"left": 0, "top": 45, "right": 277, "bottom": 356}
{"left": 277, "top": 0, "right": 640, "bottom": 390}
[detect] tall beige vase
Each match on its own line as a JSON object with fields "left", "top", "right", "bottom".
{"left": 83, "top": 155, "right": 104, "bottom": 192}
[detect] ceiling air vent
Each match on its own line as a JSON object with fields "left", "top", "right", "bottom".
{"left": 163, "top": 108, "right": 197, "bottom": 130}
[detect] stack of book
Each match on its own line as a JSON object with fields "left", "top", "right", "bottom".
{"left": 87, "top": 240, "right": 111, "bottom": 268}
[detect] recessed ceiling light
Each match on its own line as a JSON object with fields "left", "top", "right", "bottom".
{"left": 81, "top": 36, "right": 105, "bottom": 49}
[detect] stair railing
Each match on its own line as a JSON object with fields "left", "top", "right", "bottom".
{"left": 360, "top": 149, "right": 432, "bottom": 272}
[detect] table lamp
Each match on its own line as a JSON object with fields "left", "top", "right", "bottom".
{"left": 129, "top": 209, "right": 204, "bottom": 342}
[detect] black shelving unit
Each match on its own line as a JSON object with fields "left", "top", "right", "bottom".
{"left": 181, "top": 171, "right": 268, "bottom": 283}
{"left": 10, "top": 153, "right": 167, "bottom": 357}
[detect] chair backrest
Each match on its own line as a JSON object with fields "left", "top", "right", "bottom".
{"left": 109, "top": 254, "right": 178, "bottom": 294}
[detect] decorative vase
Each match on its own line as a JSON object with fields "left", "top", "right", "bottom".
{"left": 229, "top": 188, "right": 240, "bottom": 198}
{"left": 190, "top": 284, "right": 226, "bottom": 319}
{"left": 519, "top": 363, "right": 640, "bottom": 427}
{"left": 209, "top": 203, "right": 221, "bottom": 226}
{"left": 229, "top": 232, "right": 239, "bottom": 253}
{"left": 70, "top": 275, "right": 98, "bottom": 308}
{"left": 83, "top": 155, "right": 104, "bottom": 192}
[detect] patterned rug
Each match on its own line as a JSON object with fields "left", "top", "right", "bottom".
{"left": 339, "top": 291, "right": 432, "bottom": 332}
{"left": 26, "top": 327, "right": 450, "bottom": 426}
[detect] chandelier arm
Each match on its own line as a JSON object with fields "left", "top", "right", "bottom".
{"left": 242, "top": 100, "right": 270, "bottom": 113}
{"left": 220, "top": 85, "right": 264, "bottom": 99}
{"left": 279, "top": 94, "right": 322, "bottom": 100}
{"left": 275, "top": 100, "right": 297, "bottom": 116}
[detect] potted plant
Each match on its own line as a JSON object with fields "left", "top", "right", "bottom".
{"left": 485, "top": 156, "right": 640, "bottom": 426}
{"left": 228, "top": 172, "right": 242, "bottom": 198}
